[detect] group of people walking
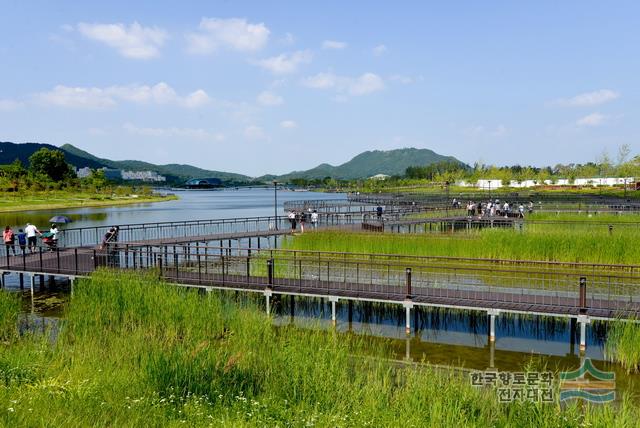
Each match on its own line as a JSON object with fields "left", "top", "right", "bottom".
{"left": 453, "top": 198, "right": 534, "bottom": 219}
{"left": 3, "top": 223, "right": 60, "bottom": 255}
{"left": 287, "top": 209, "right": 319, "bottom": 232}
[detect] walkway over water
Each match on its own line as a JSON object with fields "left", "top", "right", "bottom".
{"left": 2, "top": 206, "right": 639, "bottom": 352}
{"left": 2, "top": 244, "right": 639, "bottom": 322}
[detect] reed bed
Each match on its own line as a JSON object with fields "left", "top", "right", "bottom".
{"left": 285, "top": 228, "right": 640, "bottom": 265}
{"left": 0, "top": 271, "right": 638, "bottom": 426}
{"left": 606, "top": 320, "right": 640, "bottom": 373}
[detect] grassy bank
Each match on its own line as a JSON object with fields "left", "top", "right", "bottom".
{"left": 1, "top": 271, "right": 636, "bottom": 426}
{"left": 0, "top": 191, "right": 177, "bottom": 212}
{"left": 284, "top": 228, "right": 640, "bottom": 264}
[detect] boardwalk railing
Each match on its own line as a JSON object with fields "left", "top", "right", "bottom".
{"left": 4, "top": 245, "right": 639, "bottom": 319}
{"left": 1, "top": 213, "right": 369, "bottom": 255}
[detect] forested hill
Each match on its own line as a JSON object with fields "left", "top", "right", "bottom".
{"left": 60, "top": 144, "right": 251, "bottom": 183}
{"left": 0, "top": 141, "right": 250, "bottom": 183}
{"left": 0, "top": 142, "right": 104, "bottom": 169}
{"left": 272, "top": 148, "right": 466, "bottom": 180}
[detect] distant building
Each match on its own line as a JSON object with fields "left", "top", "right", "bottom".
{"left": 185, "top": 178, "right": 222, "bottom": 189}
{"left": 121, "top": 170, "right": 166, "bottom": 182}
{"left": 369, "top": 174, "right": 390, "bottom": 180}
{"left": 76, "top": 167, "right": 92, "bottom": 178}
{"left": 456, "top": 177, "right": 635, "bottom": 189}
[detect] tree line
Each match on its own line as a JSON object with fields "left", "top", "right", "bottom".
{"left": 0, "top": 148, "right": 132, "bottom": 193}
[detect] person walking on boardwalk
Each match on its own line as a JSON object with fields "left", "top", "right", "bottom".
{"left": 299, "top": 211, "right": 306, "bottom": 233}
{"left": 24, "top": 223, "right": 40, "bottom": 253}
{"left": 16, "top": 229, "right": 27, "bottom": 254}
{"left": 3, "top": 226, "right": 16, "bottom": 256}
{"left": 288, "top": 211, "right": 297, "bottom": 231}
{"left": 311, "top": 210, "right": 318, "bottom": 229}
{"left": 50, "top": 223, "right": 60, "bottom": 249}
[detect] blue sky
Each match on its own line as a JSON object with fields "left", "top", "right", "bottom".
{"left": 0, "top": 1, "right": 638, "bottom": 176}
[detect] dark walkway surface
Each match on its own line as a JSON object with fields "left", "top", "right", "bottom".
{"left": 2, "top": 245, "right": 639, "bottom": 320}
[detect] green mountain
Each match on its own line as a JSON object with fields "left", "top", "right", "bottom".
{"left": 0, "top": 141, "right": 104, "bottom": 169}
{"left": 60, "top": 144, "right": 251, "bottom": 183}
{"left": 274, "top": 148, "right": 465, "bottom": 180}
{"left": 2, "top": 142, "right": 464, "bottom": 184}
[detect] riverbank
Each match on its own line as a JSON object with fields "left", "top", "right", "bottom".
{"left": 0, "top": 191, "right": 178, "bottom": 213}
{"left": 0, "top": 270, "right": 636, "bottom": 426}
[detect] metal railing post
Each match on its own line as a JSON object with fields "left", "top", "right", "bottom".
{"left": 406, "top": 267, "right": 412, "bottom": 298}
{"left": 579, "top": 277, "right": 587, "bottom": 313}
{"left": 267, "top": 258, "right": 274, "bottom": 288}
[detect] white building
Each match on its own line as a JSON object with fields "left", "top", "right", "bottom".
{"left": 369, "top": 174, "right": 390, "bottom": 180}
{"left": 455, "top": 177, "right": 635, "bottom": 189}
{"left": 121, "top": 170, "right": 167, "bottom": 182}
{"left": 76, "top": 167, "right": 92, "bottom": 178}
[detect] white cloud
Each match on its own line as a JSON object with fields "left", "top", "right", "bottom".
{"left": 348, "top": 73, "right": 385, "bottom": 95}
{"left": 576, "top": 112, "right": 606, "bottom": 127}
{"left": 389, "top": 74, "right": 414, "bottom": 84}
{"left": 186, "top": 17, "right": 269, "bottom": 54}
{"left": 0, "top": 99, "right": 23, "bottom": 111}
{"left": 124, "top": 123, "right": 225, "bottom": 140}
{"left": 372, "top": 44, "right": 387, "bottom": 56}
{"left": 465, "top": 124, "right": 508, "bottom": 137}
{"left": 254, "top": 50, "right": 312, "bottom": 74}
{"left": 302, "top": 72, "right": 385, "bottom": 96}
{"left": 243, "top": 125, "right": 267, "bottom": 141}
{"left": 302, "top": 72, "right": 338, "bottom": 89}
{"left": 322, "top": 40, "right": 347, "bottom": 50}
{"left": 280, "top": 120, "right": 297, "bottom": 129}
{"left": 77, "top": 22, "right": 168, "bottom": 59}
{"left": 34, "top": 83, "right": 210, "bottom": 109}
{"left": 556, "top": 89, "right": 619, "bottom": 107}
{"left": 257, "top": 91, "right": 283, "bottom": 106}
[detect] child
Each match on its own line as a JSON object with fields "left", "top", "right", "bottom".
{"left": 3, "top": 226, "right": 15, "bottom": 256}
{"left": 17, "top": 229, "right": 27, "bottom": 254}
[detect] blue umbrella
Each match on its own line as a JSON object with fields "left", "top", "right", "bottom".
{"left": 49, "top": 215, "right": 73, "bottom": 224}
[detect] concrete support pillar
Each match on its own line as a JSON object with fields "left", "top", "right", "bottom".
{"left": 489, "top": 340, "right": 495, "bottom": 369}
{"left": 405, "top": 336, "right": 412, "bottom": 362}
{"left": 329, "top": 296, "right": 338, "bottom": 326}
{"left": 403, "top": 300, "right": 414, "bottom": 335}
{"left": 264, "top": 288, "right": 273, "bottom": 315}
{"left": 488, "top": 309, "right": 500, "bottom": 343}
{"left": 577, "top": 314, "right": 590, "bottom": 352}
{"left": 70, "top": 277, "right": 74, "bottom": 297}
{"left": 30, "top": 275, "right": 35, "bottom": 314}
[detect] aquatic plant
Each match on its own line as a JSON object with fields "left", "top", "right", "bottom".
{"left": 606, "top": 319, "right": 640, "bottom": 372}
{"left": 0, "top": 271, "right": 638, "bottom": 426}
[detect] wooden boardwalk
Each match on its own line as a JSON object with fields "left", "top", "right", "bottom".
{"left": 2, "top": 245, "right": 639, "bottom": 322}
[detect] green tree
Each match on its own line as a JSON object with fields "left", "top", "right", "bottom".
{"left": 28, "top": 148, "right": 74, "bottom": 182}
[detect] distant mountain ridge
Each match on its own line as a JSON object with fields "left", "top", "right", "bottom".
{"left": 0, "top": 141, "right": 250, "bottom": 184}
{"left": 1, "top": 141, "right": 464, "bottom": 183}
{"left": 271, "top": 148, "right": 465, "bottom": 180}
{"left": 60, "top": 144, "right": 250, "bottom": 183}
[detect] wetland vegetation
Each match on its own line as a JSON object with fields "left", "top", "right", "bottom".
{"left": 1, "top": 271, "right": 639, "bottom": 427}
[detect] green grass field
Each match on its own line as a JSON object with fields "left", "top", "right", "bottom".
{"left": 0, "top": 191, "right": 177, "bottom": 212}
{"left": 0, "top": 271, "right": 637, "bottom": 426}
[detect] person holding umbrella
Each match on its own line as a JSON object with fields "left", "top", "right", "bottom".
{"left": 48, "top": 216, "right": 72, "bottom": 249}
